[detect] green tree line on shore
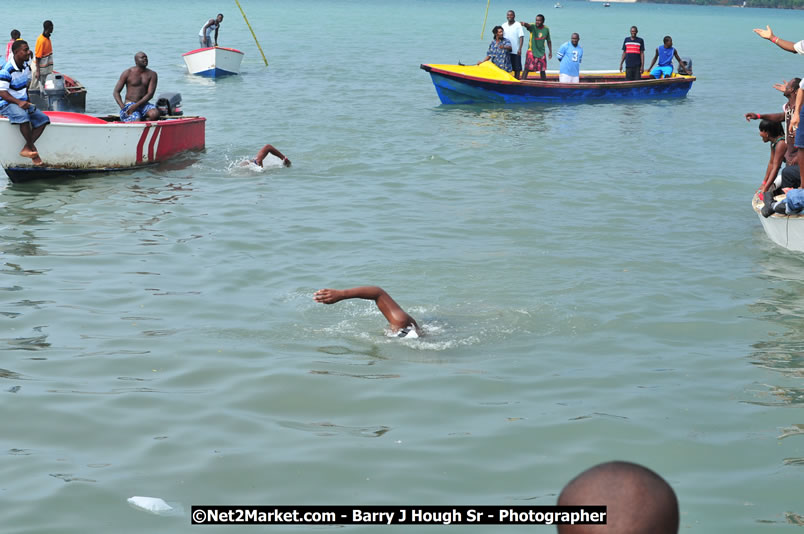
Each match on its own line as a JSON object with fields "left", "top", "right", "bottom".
{"left": 641, "top": 0, "right": 804, "bottom": 7}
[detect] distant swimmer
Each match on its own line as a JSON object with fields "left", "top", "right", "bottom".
{"left": 254, "top": 144, "right": 291, "bottom": 167}
{"left": 557, "top": 461, "right": 679, "bottom": 534}
{"left": 199, "top": 14, "right": 224, "bottom": 48}
{"left": 314, "top": 286, "right": 421, "bottom": 338}
{"left": 113, "top": 52, "right": 159, "bottom": 122}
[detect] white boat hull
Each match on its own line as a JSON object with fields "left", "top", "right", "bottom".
{"left": 753, "top": 192, "right": 804, "bottom": 252}
{"left": 0, "top": 111, "right": 205, "bottom": 182}
{"left": 182, "top": 47, "right": 244, "bottom": 77}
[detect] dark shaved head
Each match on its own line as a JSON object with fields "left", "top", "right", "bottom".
{"left": 557, "top": 461, "right": 679, "bottom": 534}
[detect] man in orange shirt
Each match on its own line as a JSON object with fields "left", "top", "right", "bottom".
{"left": 33, "top": 20, "right": 54, "bottom": 90}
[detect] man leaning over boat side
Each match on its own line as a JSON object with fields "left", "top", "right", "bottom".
{"left": 199, "top": 14, "right": 223, "bottom": 48}
{"left": 0, "top": 40, "right": 50, "bottom": 166}
{"left": 745, "top": 78, "right": 802, "bottom": 195}
{"left": 113, "top": 52, "right": 160, "bottom": 123}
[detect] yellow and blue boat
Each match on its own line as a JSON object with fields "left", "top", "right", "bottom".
{"left": 420, "top": 62, "right": 695, "bottom": 105}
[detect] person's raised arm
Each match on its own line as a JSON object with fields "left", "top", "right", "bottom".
{"left": 314, "top": 286, "right": 418, "bottom": 332}
{"left": 255, "top": 144, "right": 291, "bottom": 167}
{"left": 754, "top": 25, "right": 798, "bottom": 53}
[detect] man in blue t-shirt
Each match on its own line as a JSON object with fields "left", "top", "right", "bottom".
{"left": 647, "top": 36, "right": 689, "bottom": 79}
{"left": 619, "top": 26, "right": 645, "bottom": 81}
{"left": 557, "top": 33, "right": 583, "bottom": 83}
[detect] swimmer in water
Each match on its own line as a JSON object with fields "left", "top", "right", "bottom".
{"left": 557, "top": 461, "right": 679, "bottom": 533}
{"left": 314, "top": 286, "right": 421, "bottom": 337}
{"left": 253, "top": 144, "right": 291, "bottom": 167}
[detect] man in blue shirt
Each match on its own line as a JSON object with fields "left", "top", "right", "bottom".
{"left": 647, "top": 36, "right": 688, "bottom": 79}
{"left": 557, "top": 33, "right": 582, "bottom": 83}
{"left": 0, "top": 40, "right": 50, "bottom": 166}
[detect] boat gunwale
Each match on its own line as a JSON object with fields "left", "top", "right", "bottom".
{"left": 421, "top": 63, "right": 696, "bottom": 89}
{"left": 182, "top": 46, "right": 244, "bottom": 57}
{"left": 0, "top": 115, "right": 206, "bottom": 129}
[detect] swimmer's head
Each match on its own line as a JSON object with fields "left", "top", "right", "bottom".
{"left": 557, "top": 461, "right": 679, "bottom": 534}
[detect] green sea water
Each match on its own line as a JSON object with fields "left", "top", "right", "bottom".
{"left": 1, "top": 0, "right": 804, "bottom": 532}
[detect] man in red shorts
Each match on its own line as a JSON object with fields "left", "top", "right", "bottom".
{"left": 520, "top": 14, "right": 552, "bottom": 80}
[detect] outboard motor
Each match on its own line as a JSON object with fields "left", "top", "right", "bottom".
{"left": 156, "top": 92, "right": 183, "bottom": 117}
{"left": 678, "top": 57, "right": 692, "bottom": 75}
{"left": 43, "top": 73, "right": 68, "bottom": 111}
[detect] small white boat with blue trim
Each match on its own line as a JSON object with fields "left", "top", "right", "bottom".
{"left": 182, "top": 46, "right": 244, "bottom": 78}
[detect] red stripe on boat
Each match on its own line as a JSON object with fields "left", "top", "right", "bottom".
{"left": 136, "top": 124, "right": 151, "bottom": 164}
{"left": 148, "top": 125, "right": 161, "bottom": 161}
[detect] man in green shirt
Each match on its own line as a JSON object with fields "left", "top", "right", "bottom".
{"left": 520, "top": 14, "right": 552, "bottom": 80}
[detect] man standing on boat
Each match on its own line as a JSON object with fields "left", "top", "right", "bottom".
{"left": 557, "top": 33, "right": 582, "bottom": 84}
{"left": 113, "top": 52, "right": 160, "bottom": 122}
{"left": 520, "top": 14, "right": 551, "bottom": 81}
{"left": 32, "top": 20, "right": 54, "bottom": 91}
{"left": 0, "top": 40, "right": 50, "bottom": 166}
{"left": 199, "top": 14, "right": 223, "bottom": 48}
{"left": 619, "top": 26, "right": 644, "bottom": 81}
{"left": 502, "top": 10, "right": 525, "bottom": 79}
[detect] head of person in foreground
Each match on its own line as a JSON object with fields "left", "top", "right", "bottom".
{"left": 556, "top": 461, "right": 679, "bottom": 534}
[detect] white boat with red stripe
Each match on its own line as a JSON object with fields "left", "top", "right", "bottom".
{"left": 182, "top": 46, "right": 244, "bottom": 77}
{"left": 0, "top": 111, "right": 205, "bottom": 183}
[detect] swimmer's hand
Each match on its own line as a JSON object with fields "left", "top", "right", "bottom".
{"left": 314, "top": 289, "right": 344, "bottom": 304}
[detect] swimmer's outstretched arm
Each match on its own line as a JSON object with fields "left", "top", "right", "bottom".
{"left": 255, "top": 144, "right": 291, "bottom": 167}
{"left": 314, "top": 286, "right": 419, "bottom": 333}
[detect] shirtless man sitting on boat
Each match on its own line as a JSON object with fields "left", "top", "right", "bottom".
{"left": 113, "top": 52, "right": 159, "bottom": 123}
{"left": 314, "top": 286, "right": 422, "bottom": 338}
{"left": 0, "top": 40, "right": 50, "bottom": 166}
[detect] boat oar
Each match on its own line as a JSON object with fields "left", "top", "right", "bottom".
{"left": 481, "top": 0, "right": 491, "bottom": 39}
{"left": 234, "top": 0, "right": 268, "bottom": 66}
